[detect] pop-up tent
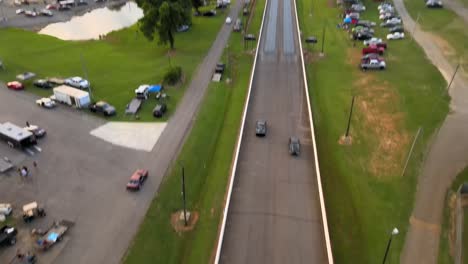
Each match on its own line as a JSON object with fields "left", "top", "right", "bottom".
{"left": 148, "top": 85, "right": 163, "bottom": 93}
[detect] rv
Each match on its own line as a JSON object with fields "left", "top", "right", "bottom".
{"left": 0, "top": 122, "right": 36, "bottom": 148}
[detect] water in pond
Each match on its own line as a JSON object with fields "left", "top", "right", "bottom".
{"left": 39, "top": 2, "right": 143, "bottom": 40}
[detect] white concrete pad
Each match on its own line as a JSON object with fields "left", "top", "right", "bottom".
{"left": 90, "top": 122, "right": 166, "bottom": 152}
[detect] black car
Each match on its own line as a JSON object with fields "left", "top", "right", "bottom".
{"left": 89, "top": 101, "right": 116, "bottom": 116}
{"left": 255, "top": 120, "right": 267, "bottom": 137}
{"left": 353, "top": 31, "right": 373, "bottom": 40}
{"left": 0, "top": 226, "right": 17, "bottom": 247}
{"left": 215, "top": 62, "right": 225, "bottom": 74}
{"left": 289, "top": 137, "right": 300, "bottom": 156}
{"left": 33, "top": 79, "right": 54, "bottom": 89}
{"left": 153, "top": 103, "right": 167, "bottom": 118}
{"left": 389, "top": 26, "right": 404, "bottom": 33}
{"left": 426, "top": 0, "right": 443, "bottom": 7}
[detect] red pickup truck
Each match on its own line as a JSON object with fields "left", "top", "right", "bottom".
{"left": 362, "top": 44, "right": 385, "bottom": 55}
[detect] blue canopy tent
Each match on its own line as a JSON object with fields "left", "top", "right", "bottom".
{"left": 148, "top": 84, "right": 163, "bottom": 93}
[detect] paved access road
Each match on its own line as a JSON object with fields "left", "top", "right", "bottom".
{"left": 393, "top": 0, "right": 468, "bottom": 263}
{"left": 219, "top": 0, "right": 328, "bottom": 262}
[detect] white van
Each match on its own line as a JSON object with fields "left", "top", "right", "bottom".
{"left": 0, "top": 203, "right": 12, "bottom": 216}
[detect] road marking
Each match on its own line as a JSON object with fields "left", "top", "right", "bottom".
{"left": 33, "top": 145, "right": 42, "bottom": 152}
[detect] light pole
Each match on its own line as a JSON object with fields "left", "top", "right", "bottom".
{"left": 345, "top": 96, "right": 355, "bottom": 138}
{"left": 178, "top": 162, "right": 188, "bottom": 226}
{"left": 80, "top": 53, "right": 92, "bottom": 100}
{"left": 382, "top": 227, "right": 399, "bottom": 264}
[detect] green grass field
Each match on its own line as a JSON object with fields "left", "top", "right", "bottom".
{"left": 0, "top": 8, "right": 226, "bottom": 121}
{"left": 297, "top": 0, "right": 449, "bottom": 263}
{"left": 123, "top": 0, "right": 265, "bottom": 263}
{"left": 404, "top": 0, "right": 468, "bottom": 69}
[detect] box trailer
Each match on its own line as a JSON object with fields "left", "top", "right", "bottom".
{"left": 53, "top": 85, "right": 90, "bottom": 108}
{"left": 0, "top": 122, "right": 36, "bottom": 148}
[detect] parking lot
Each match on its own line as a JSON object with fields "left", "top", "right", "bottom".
{"left": 0, "top": 85, "right": 161, "bottom": 263}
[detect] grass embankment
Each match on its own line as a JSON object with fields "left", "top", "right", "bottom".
{"left": 404, "top": 0, "right": 468, "bottom": 70}
{"left": 123, "top": 0, "right": 265, "bottom": 263}
{"left": 438, "top": 167, "right": 468, "bottom": 264}
{"left": 297, "top": 0, "right": 449, "bottom": 263}
{"left": 0, "top": 8, "right": 225, "bottom": 121}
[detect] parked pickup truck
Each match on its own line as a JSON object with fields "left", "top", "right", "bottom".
{"left": 361, "top": 58, "right": 386, "bottom": 70}
{"left": 0, "top": 225, "right": 17, "bottom": 246}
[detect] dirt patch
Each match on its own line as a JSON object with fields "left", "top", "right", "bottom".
{"left": 328, "top": 0, "right": 336, "bottom": 8}
{"left": 304, "top": 50, "right": 326, "bottom": 64}
{"left": 338, "top": 135, "right": 353, "bottom": 145}
{"left": 428, "top": 33, "right": 457, "bottom": 57}
{"left": 346, "top": 49, "right": 410, "bottom": 177}
{"left": 170, "top": 210, "right": 199, "bottom": 233}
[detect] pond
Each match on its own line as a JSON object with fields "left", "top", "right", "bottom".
{"left": 39, "top": 2, "right": 143, "bottom": 40}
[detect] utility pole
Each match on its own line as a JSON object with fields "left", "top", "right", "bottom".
{"left": 382, "top": 228, "right": 399, "bottom": 264}
{"left": 401, "top": 127, "right": 422, "bottom": 177}
{"left": 80, "top": 53, "right": 92, "bottom": 100}
{"left": 180, "top": 163, "right": 188, "bottom": 226}
{"left": 345, "top": 96, "right": 355, "bottom": 137}
{"left": 447, "top": 64, "right": 460, "bottom": 93}
{"left": 412, "top": 12, "right": 420, "bottom": 40}
{"left": 321, "top": 23, "right": 326, "bottom": 54}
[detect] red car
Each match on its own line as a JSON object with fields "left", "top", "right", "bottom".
{"left": 362, "top": 45, "right": 385, "bottom": 55}
{"left": 7, "top": 81, "right": 24, "bottom": 90}
{"left": 126, "top": 169, "right": 148, "bottom": 191}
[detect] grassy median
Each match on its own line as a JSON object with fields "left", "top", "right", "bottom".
{"left": 123, "top": 0, "right": 265, "bottom": 263}
{"left": 297, "top": 0, "right": 449, "bottom": 263}
{"left": 404, "top": 0, "right": 468, "bottom": 69}
{"left": 0, "top": 8, "right": 225, "bottom": 121}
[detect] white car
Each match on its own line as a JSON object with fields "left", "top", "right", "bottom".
{"left": 36, "top": 97, "right": 56, "bottom": 108}
{"left": 16, "top": 9, "right": 25, "bottom": 14}
{"left": 65, "top": 76, "right": 90, "bottom": 89}
{"left": 363, "top": 37, "right": 383, "bottom": 46}
{"left": 387, "top": 32, "right": 405, "bottom": 40}
{"left": 0, "top": 203, "right": 12, "bottom": 216}
{"left": 40, "top": 9, "right": 53, "bottom": 16}
{"left": 386, "top": 17, "right": 402, "bottom": 24}
{"left": 24, "top": 10, "right": 37, "bottom": 17}
{"left": 378, "top": 3, "right": 393, "bottom": 10}
{"left": 226, "top": 16, "right": 232, "bottom": 24}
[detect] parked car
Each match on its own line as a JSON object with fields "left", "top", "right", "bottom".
{"left": 40, "top": 9, "right": 53, "bottom": 16}
{"left": 24, "top": 10, "right": 37, "bottom": 17}
{"left": 126, "top": 169, "right": 149, "bottom": 191}
{"left": 46, "top": 3, "right": 58, "bottom": 9}
{"left": 225, "top": 16, "right": 232, "bottom": 24}
{"left": 362, "top": 45, "right": 385, "bottom": 55}
{"left": 361, "top": 58, "right": 386, "bottom": 70}
{"left": 363, "top": 37, "right": 383, "bottom": 46}
{"left": 0, "top": 226, "right": 17, "bottom": 246}
{"left": 177, "top": 24, "right": 190, "bottom": 32}
{"left": 355, "top": 20, "right": 376, "bottom": 27}
{"left": 379, "top": 6, "right": 394, "bottom": 13}
{"left": 387, "top": 32, "right": 405, "bottom": 40}
{"left": 361, "top": 53, "right": 384, "bottom": 61}
{"left": 353, "top": 31, "right": 373, "bottom": 40}
{"left": 233, "top": 18, "right": 242, "bottom": 32}
{"left": 378, "top": 3, "right": 393, "bottom": 10}
{"left": 64, "top": 76, "right": 90, "bottom": 89}
{"left": 379, "top": 13, "right": 399, "bottom": 20}
{"left": 380, "top": 18, "right": 402, "bottom": 27}
{"left": 34, "top": 79, "right": 54, "bottom": 88}
{"left": 36, "top": 98, "right": 56, "bottom": 108}
{"left": 345, "top": 12, "right": 360, "bottom": 19}
{"left": 352, "top": 26, "right": 374, "bottom": 35}
{"left": 153, "top": 103, "right": 167, "bottom": 118}
{"left": 24, "top": 124, "right": 47, "bottom": 138}
{"left": 7, "top": 81, "right": 24, "bottom": 90}
{"left": 58, "top": 4, "right": 71, "bottom": 10}
{"left": 289, "top": 137, "right": 301, "bottom": 156}
{"left": 389, "top": 25, "right": 404, "bottom": 33}
{"left": 215, "top": 62, "right": 225, "bottom": 74}
{"left": 426, "top": 0, "right": 443, "bottom": 7}
{"left": 77, "top": 0, "right": 88, "bottom": 5}
{"left": 16, "top": 8, "right": 25, "bottom": 14}
{"left": 0, "top": 204, "right": 12, "bottom": 216}
{"left": 255, "top": 120, "right": 267, "bottom": 137}
{"left": 89, "top": 101, "right": 116, "bottom": 116}
{"left": 351, "top": 3, "right": 366, "bottom": 11}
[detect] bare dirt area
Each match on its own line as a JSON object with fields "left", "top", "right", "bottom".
{"left": 347, "top": 49, "right": 410, "bottom": 178}
{"left": 170, "top": 211, "right": 199, "bottom": 233}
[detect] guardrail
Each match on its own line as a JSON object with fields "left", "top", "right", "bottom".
{"left": 292, "top": 0, "right": 334, "bottom": 262}
{"left": 213, "top": 0, "right": 269, "bottom": 262}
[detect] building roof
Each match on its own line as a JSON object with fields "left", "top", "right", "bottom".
{"left": 53, "top": 85, "right": 89, "bottom": 98}
{"left": 0, "top": 122, "right": 33, "bottom": 141}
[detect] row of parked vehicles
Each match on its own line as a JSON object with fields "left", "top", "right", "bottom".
{"left": 346, "top": 1, "right": 405, "bottom": 71}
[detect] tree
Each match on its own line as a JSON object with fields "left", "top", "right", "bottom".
{"left": 136, "top": 0, "right": 191, "bottom": 49}
{"left": 191, "top": 0, "right": 202, "bottom": 13}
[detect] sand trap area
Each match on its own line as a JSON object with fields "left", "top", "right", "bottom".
{"left": 90, "top": 122, "right": 167, "bottom": 152}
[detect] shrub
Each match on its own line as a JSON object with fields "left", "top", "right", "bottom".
{"left": 163, "top": 66, "right": 182, "bottom": 85}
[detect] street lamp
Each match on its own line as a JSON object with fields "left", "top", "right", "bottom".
{"left": 382, "top": 227, "right": 399, "bottom": 264}
{"left": 178, "top": 162, "right": 188, "bottom": 226}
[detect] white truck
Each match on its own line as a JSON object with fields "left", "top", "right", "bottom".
{"left": 52, "top": 85, "right": 90, "bottom": 108}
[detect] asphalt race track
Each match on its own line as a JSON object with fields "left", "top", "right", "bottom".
{"left": 219, "top": 0, "right": 328, "bottom": 262}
